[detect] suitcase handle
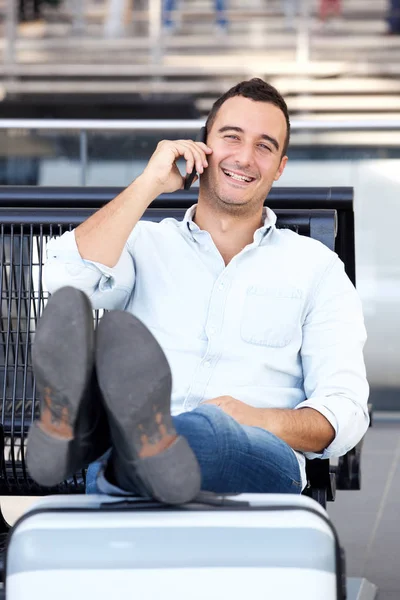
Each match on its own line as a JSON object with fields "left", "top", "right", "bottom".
{"left": 100, "top": 492, "right": 251, "bottom": 511}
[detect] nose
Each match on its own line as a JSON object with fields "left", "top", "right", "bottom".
{"left": 234, "top": 142, "right": 255, "bottom": 169}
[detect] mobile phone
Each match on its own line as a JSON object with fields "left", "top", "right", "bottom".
{"left": 184, "top": 126, "right": 207, "bottom": 190}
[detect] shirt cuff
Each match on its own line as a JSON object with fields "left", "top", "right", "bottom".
{"left": 47, "top": 231, "right": 121, "bottom": 278}
{"left": 45, "top": 230, "right": 134, "bottom": 306}
{"left": 294, "top": 396, "right": 369, "bottom": 460}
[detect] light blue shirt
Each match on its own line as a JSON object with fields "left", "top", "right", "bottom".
{"left": 44, "top": 205, "right": 370, "bottom": 488}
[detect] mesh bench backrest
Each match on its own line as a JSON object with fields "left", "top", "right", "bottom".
{"left": 0, "top": 208, "right": 335, "bottom": 495}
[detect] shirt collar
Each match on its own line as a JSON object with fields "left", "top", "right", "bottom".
{"left": 181, "top": 204, "right": 277, "bottom": 245}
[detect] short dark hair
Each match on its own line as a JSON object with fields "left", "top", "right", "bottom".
{"left": 205, "top": 78, "right": 291, "bottom": 157}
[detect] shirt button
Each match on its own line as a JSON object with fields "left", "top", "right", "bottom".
{"left": 204, "top": 360, "right": 212, "bottom": 368}
{"left": 209, "top": 327, "right": 216, "bottom": 336}
{"left": 218, "top": 282, "right": 224, "bottom": 290}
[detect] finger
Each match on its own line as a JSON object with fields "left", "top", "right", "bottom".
{"left": 191, "top": 142, "right": 210, "bottom": 169}
{"left": 184, "top": 142, "right": 208, "bottom": 173}
{"left": 167, "top": 141, "right": 201, "bottom": 174}
{"left": 176, "top": 140, "right": 209, "bottom": 172}
{"left": 161, "top": 139, "right": 210, "bottom": 163}
{"left": 195, "top": 141, "right": 213, "bottom": 155}
{"left": 182, "top": 148, "right": 197, "bottom": 175}
{"left": 182, "top": 147, "right": 205, "bottom": 175}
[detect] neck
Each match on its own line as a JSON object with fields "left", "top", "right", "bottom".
{"left": 194, "top": 199, "right": 264, "bottom": 265}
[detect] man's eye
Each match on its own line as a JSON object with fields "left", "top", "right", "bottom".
{"left": 258, "top": 144, "right": 271, "bottom": 151}
{"left": 225, "top": 135, "right": 239, "bottom": 140}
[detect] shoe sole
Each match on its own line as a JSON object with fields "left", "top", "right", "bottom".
{"left": 96, "top": 311, "right": 201, "bottom": 504}
{"left": 26, "top": 286, "right": 94, "bottom": 486}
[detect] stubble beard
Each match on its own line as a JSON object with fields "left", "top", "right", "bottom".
{"left": 200, "top": 168, "right": 269, "bottom": 218}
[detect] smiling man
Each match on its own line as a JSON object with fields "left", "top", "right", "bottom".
{"left": 26, "top": 79, "right": 369, "bottom": 504}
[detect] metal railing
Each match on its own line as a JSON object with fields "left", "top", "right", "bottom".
{"left": 1, "top": 117, "right": 400, "bottom": 185}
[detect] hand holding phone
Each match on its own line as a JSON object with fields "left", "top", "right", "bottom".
{"left": 184, "top": 127, "right": 208, "bottom": 190}
{"left": 141, "top": 130, "right": 211, "bottom": 197}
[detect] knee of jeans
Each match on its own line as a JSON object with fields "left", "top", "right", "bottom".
{"left": 193, "top": 404, "right": 237, "bottom": 445}
{"left": 176, "top": 405, "right": 226, "bottom": 453}
{"left": 194, "top": 404, "right": 228, "bottom": 426}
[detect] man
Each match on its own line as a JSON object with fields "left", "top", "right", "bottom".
{"left": 27, "top": 79, "right": 369, "bottom": 505}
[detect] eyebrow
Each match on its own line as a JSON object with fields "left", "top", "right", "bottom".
{"left": 217, "top": 126, "right": 280, "bottom": 152}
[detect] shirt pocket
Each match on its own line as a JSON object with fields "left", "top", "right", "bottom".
{"left": 241, "top": 285, "right": 303, "bottom": 348}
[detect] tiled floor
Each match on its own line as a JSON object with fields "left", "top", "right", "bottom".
{"left": 328, "top": 417, "right": 400, "bottom": 599}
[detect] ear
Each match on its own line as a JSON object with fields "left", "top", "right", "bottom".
{"left": 274, "top": 155, "right": 288, "bottom": 182}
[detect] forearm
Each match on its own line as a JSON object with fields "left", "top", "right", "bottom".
{"left": 75, "top": 137, "right": 211, "bottom": 267}
{"left": 256, "top": 407, "right": 335, "bottom": 453}
{"left": 204, "top": 397, "right": 336, "bottom": 454}
{"left": 75, "top": 173, "right": 158, "bottom": 267}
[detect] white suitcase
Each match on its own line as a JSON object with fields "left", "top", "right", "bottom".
{"left": 5, "top": 493, "right": 345, "bottom": 600}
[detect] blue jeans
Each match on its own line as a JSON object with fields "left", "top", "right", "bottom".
{"left": 86, "top": 405, "right": 302, "bottom": 495}
{"left": 163, "top": 0, "right": 227, "bottom": 27}
{"left": 388, "top": 0, "right": 400, "bottom": 32}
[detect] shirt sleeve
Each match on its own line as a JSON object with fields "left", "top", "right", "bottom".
{"left": 43, "top": 228, "right": 137, "bottom": 310}
{"left": 295, "top": 255, "right": 370, "bottom": 459}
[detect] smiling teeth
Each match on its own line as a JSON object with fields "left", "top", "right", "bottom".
{"left": 224, "top": 170, "right": 253, "bottom": 182}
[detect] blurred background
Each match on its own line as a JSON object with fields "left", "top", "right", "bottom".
{"left": 1, "top": 0, "right": 399, "bottom": 412}
{"left": 1, "top": 2, "right": 400, "bottom": 597}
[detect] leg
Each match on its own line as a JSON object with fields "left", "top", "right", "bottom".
{"left": 19, "top": 0, "right": 26, "bottom": 21}
{"left": 69, "top": 0, "right": 86, "bottom": 34}
{"left": 319, "top": 0, "right": 330, "bottom": 21}
{"left": 214, "top": 0, "right": 227, "bottom": 27}
{"left": 90, "top": 311, "right": 300, "bottom": 500}
{"left": 175, "top": 405, "right": 302, "bottom": 494}
{"left": 163, "top": 0, "right": 176, "bottom": 27}
{"left": 104, "top": 0, "right": 126, "bottom": 37}
{"left": 328, "top": 0, "right": 341, "bottom": 17}
{"left": 90, "top": 404, "right": 302, "bottom": 495}
{"left": 26, "top": 287, "right": 111, "bottom": 487}
{"left": 322, "top": 0, "right": 340, "bottom": 19}
{"left": 282, "top": 0, "right": 296, "bottom": 27}
{"left": 33, "top": 0, "right": 41, "bottom": 19}
{"left": 95, "top": 310, "right": 201, "bottom": 504}
{"left": 388, "top": 0, "right": 400, "bottom": 33}
{"left": 29, "top": 299, "right": 199, "bottom": 502}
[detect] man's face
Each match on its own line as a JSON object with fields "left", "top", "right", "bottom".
{"left": 200, "top": 96, "right": 288, "bottom": 216}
